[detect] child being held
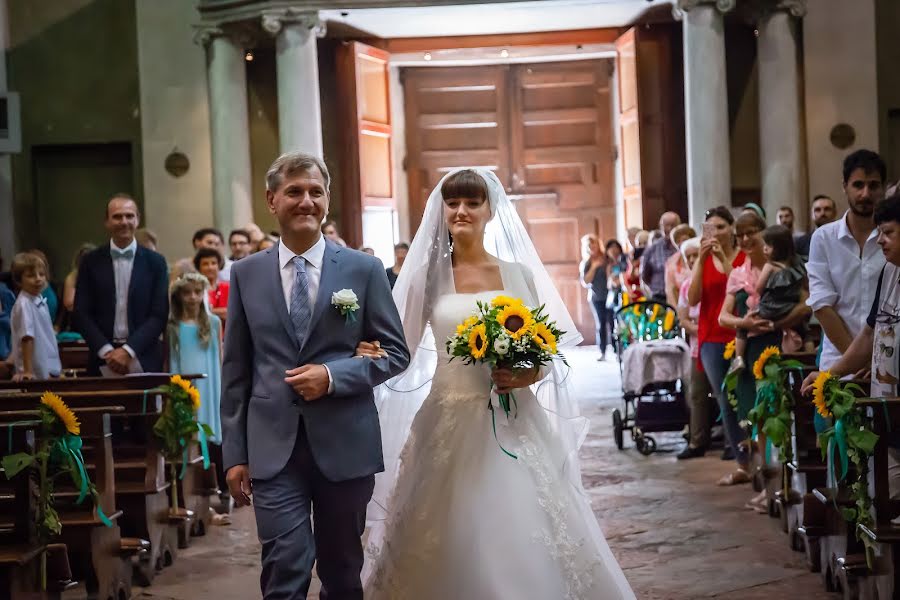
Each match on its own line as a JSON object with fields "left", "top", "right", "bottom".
{"left": 730, "top": 225, "right": 808, "bottom": 373}
{"left": 10, "top": 252, "right": 61, "bottom": 381}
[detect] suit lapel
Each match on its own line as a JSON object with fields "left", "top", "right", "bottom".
{"left": 127, "top": 247, "right": 145, "bottom": 325}
{"left": 270, "top": 247, "right": 300, "bottom": 352}
{"left": 304, "top": 242, "right": 341, "bottom": 352}
{"left": 98, "top": 245, "right": 115, "bottom": 313}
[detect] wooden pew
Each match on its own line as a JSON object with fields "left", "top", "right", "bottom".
{"left": 57, "top": 341, "right": 89, "bottom": 378}
{"left": 0, "top": 376, "right": 218, "bottom": 547}
{"left": 0, "top": 389, "right": 178, "bottom": 586}
{"left": 0, "top": 406, "right": 131, "bottom": 600}
{"left": 846, "top": 397, "right": 900, "bottom": 600}
{"left": 0, "top": 423, "right": 76, "bottom": 599}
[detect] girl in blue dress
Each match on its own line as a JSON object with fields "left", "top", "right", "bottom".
{"left": 167, "top": 273, "right": 228, "bottom": 521}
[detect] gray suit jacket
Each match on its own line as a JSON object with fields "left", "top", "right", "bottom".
{"left": 220, "top": 240, "right": 410, "bottom": 482}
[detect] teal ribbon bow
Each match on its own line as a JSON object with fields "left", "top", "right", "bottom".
{"left": 487, "top": 389, "right": 518, "bottom": 460}
{"left": 55, "top": 434, "right": 112, "bottom": 527}
{"left": 177, "top": 425, "right": 211, "bottom": 480}
{"left": 833, "top": 418, "right": 850, "bottom": 481}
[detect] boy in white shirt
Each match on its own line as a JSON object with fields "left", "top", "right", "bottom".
{"left": 10, "top": 252, "right": 61, "bottom": 381}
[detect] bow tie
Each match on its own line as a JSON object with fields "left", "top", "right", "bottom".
{"left": 112, "top": 247, "right": 134, "bottom": 260}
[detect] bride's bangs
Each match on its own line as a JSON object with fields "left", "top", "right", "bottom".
{"left": 441, "top": 169, "right": 488, "bottom": 204}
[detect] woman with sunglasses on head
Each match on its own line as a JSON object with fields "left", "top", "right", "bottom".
{"left": 687, "top": 207, "right": 748, "bottom": 482}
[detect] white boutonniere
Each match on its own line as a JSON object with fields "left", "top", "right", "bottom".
{"left": 331, "top": 289, "right": 360, "bottom": 324}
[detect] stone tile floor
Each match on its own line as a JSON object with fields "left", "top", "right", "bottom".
{"left": 116, "top": 347, "right": 838, "bottom": 599}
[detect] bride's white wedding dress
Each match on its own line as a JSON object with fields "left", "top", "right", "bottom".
{"left": 364, "top": 285, "right": 635, "bottom": 600}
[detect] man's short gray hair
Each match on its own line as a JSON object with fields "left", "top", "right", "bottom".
{"left": 266, "top": 152, "right": 331, "bottom": 193}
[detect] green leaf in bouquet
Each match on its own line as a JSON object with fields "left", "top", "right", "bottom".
{"left": 847, "top": 428, "right": 879, "bottom": 454}
{"left": 1, "top": 453, "right": 35, "bottom": 479}
{"left": 780, "top": 360, "right": 805, "bottom": 370}
{"left": 841, "top": 507, "right": 858, "bottom": 522}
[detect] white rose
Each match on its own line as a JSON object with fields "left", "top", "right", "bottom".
{"left": 494, "top": 338, "right": 510, "bottom": 356}
{"left": 332, "top": 289, "right": 359, "bottom": 307}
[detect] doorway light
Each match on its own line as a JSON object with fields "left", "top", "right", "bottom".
{"left": 245, "top": 51, "right": 254, "bottom": 61}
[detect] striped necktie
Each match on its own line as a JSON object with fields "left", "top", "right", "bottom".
{"left": 290, "top": 256, "right": 312, "bottom": 347}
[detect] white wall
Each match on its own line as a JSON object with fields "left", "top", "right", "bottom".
{"left": 135, "top": 0, "right": 213, "bottom": 260}
{"left": 803, "top": 0, "right": 880, "bottom": 212}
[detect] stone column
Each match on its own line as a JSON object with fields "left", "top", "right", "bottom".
{"left": 263, "top": 10, "right": 325, "bottom": 157}
{"left": 675, "top": 0, "right": 735, "bottom": 227}
{"left": 199, "top": 27, "right": 253, "bottom": 234}
{"left": 756, "top": 0, "right": 807, "bottom": 228}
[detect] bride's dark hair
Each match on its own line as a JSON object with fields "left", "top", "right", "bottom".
{"left": 440, "top": 169, "right": 489, "bottom": 203}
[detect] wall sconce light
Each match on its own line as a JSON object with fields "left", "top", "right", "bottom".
{"left": 245, "top": 50, "right": 254, "bottom": 61}
{"left": 500, "top": 49, "right": 509, "bottom": 58}
{"left": 424, "top": 52, "right": 432, "bottom": 61}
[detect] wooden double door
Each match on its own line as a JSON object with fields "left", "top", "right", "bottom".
{"left": 402, "top": 60, "right": 616, "bottom": 343}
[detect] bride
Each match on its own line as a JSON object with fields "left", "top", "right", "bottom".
{"left": 358, "top": 168, "right": 634, "bottom": 599}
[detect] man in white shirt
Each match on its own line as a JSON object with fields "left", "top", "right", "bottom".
{"left": 74, "top": 194, "right": 169, "bottom": 375}
{"left": 807, "top": 149, "right": 887, "bottom": 371}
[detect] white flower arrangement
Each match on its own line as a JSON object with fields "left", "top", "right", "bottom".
{"left": 331, "top": 289, "right": 360, "bottom": 323}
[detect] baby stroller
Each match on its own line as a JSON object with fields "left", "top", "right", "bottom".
{"left": 611, "top": 300, "right": 691, "bottom": 455}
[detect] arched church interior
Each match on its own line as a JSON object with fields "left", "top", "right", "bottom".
{"left": 0, "top": 0, "right": 899, "bottom": 598}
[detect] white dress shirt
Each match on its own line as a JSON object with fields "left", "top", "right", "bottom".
{"left": 277, "top": 235, "right": 333, "bottom": 391}
{"left": 11, "top": 291, "right": 61, "bottom": 378}
{"left": 99, "top": 238, "right": 138, "bottom": 360}
{"left": 219, "top": 257, "right": 233, "bottom": 282}
{"left": 806, "top": 211, "right": 885, "bottom": 370}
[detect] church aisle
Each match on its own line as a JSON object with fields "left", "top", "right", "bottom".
{"left": 575, "top": 348, "right": 837, "bottom": 599}
{"left": 114, "top": 347, "right": 835, "bottom": 599}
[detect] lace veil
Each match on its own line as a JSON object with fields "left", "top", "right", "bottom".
{"left": 369, "top": 167, "right": 588, "bottom": 522}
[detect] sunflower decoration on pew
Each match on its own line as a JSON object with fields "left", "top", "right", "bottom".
{"left": 813, "top": 370, "right": 878, "bottom": 564}
{"left": 744, "top": 347, "right": 804, "bottom": 466}
{"left": 1, "top": 392, "right": 110, "bottom": 590}
{"left": 721, "top": 341, "right": 740, "bottom": 410}
{"left": 447, "top": 295, "right": 567, "bottom": 458}
{"left": 153, "top": 375, "right": 213, "bottom": 511}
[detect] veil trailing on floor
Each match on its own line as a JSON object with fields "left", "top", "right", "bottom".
{"left": 367, "top": 167, "right": 591, "bottom": 530}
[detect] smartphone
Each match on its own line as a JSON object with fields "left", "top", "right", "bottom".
{"left": 702, "top": 222, "right": 716, "bottom": 240}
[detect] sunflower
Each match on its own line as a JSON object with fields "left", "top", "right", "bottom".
{"left": 532, "top": 322, "right": 558, "bottom": 354}
{"left": 650, "top": 305, "right": 660, "bottom": 322}
{"left": 491, "top": 295, "right": 522, "bottom": 309}
{"left": 170, "top": 374, "right": 192, "bottom": 395}
{"left": 663, "top": 310, "right": 676, "bottom": 332}
{"left": 812, "top": 371, "right": 834, "bottom": 418}
{"left": 468, "top": 323, "right": 488, "bottom": 359}
{"left": 456, "top": 315, "right": 479, "bottom": 335}
{"left": 621, "top": 292, "right": 630, "bottom": 307}
{"left": 752, "top": 346, "right": 781, "bottom": 380}
{"left": 41, "top": 391, "right": 80, "bottom": 436}
{"left": 188, "top": 386, "right": 201, "bottom": 411}
{"left": 496, "top": 303, "right": 534, "bottom": 340}
{"left": 723, "top": 340, "right": 735, "bottom": 361}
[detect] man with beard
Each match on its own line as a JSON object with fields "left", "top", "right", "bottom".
{"left": 807, "top": 150, "right": 886, "bottom": 373}
{"left": 795, "top": 195, "right": 838, "bottom": 259}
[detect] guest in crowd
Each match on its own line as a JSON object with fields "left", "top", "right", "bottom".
{"left": 0, "top": 280, "right": 14, "bottom": 362}
{"left": 641, "top": 212, "right": 690, "bottom": 302}
{"left": 807, "top": 149, "right": 885, "bottom": 374}
{"left": 688, "top": 206, "right": 747, "bottom": 480}
{"left": 58, "top": 243, "right": 96, "bottom": 336}
{"left": 385, "top": 242, "right": 409, "bottom": 289}
{"left": 359, "top": 246, "right": 376, "bottom": 256}
{"left": 257, "top": 237, "right": 277, "bottom": 252}
{"left": 27, "top": 250, "right": 58, "bottom": 324}
{"left": 605, "top": 240, "right": 628, "bottom": 314}
{"left": 167, "top": 271, "right": 228, "bottom": 523}
{"left": 664, "top": 224, "right": 697, "bottom": 307}
{"left": 675, "top": 237, "right": 712, "bottom": 459}
{"left": 74, "top": 194, "right": 169, "bottom": 376}
{"left": 243, "top": 222, "right": 266, "bottom": 252}
{"left": 195, "top": 248, "right": 229, "bottom": 323}
{"left": 776, "top": 206, "right": 796, "bottom": 235}
{"left": 322, "top": 220, "right": 348, "bottom": 247}
{"left": 9, "top": 252, "right": 61, "bottom": 381}
{"left": 229, "top": 229, "right": 252, "bottom": 263}
{"left": 794, "top": 195, "right": 838, "bottom": 259}
{"left": 135, "top": 228, "right": 159, "bottom": 252}
{"left": 193, "top": 228, "right": 231, "bottom": 281}
{"left": 581, "top": 234, "right": 612, "bottom": 360}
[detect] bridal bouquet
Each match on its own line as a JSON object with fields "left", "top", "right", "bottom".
{"left": 446, "top": 295, "right": 568, "bottom": 457}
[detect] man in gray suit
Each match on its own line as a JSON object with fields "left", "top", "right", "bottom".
{"left": 221, "top": 152, "right": 410, "bottom": 600}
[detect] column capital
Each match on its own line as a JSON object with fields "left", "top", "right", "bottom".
{"left": 739, "top": 0, "right": 807, "bottom": 22}
{"left": 673, "top": 0, "right": 736, "bottom": 21}
{"left": 192, "top": 24, "right": 255, "bottom": 49}
{"left": 261, "top": 9, "right": 326, "bottom": 38}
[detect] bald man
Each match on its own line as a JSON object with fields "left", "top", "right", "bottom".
{"left": 74, "top": 194, "right": 169, "bottom": 375}
{"left": 640, "top": 211, "right": 682, "bottom": 301}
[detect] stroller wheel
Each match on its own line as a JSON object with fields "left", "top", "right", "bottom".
{"left": 612, "top": 409, "right": 624, "bottom": 450}
{"left": 637, "top": 436, "right": 657, "bottom": 456}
